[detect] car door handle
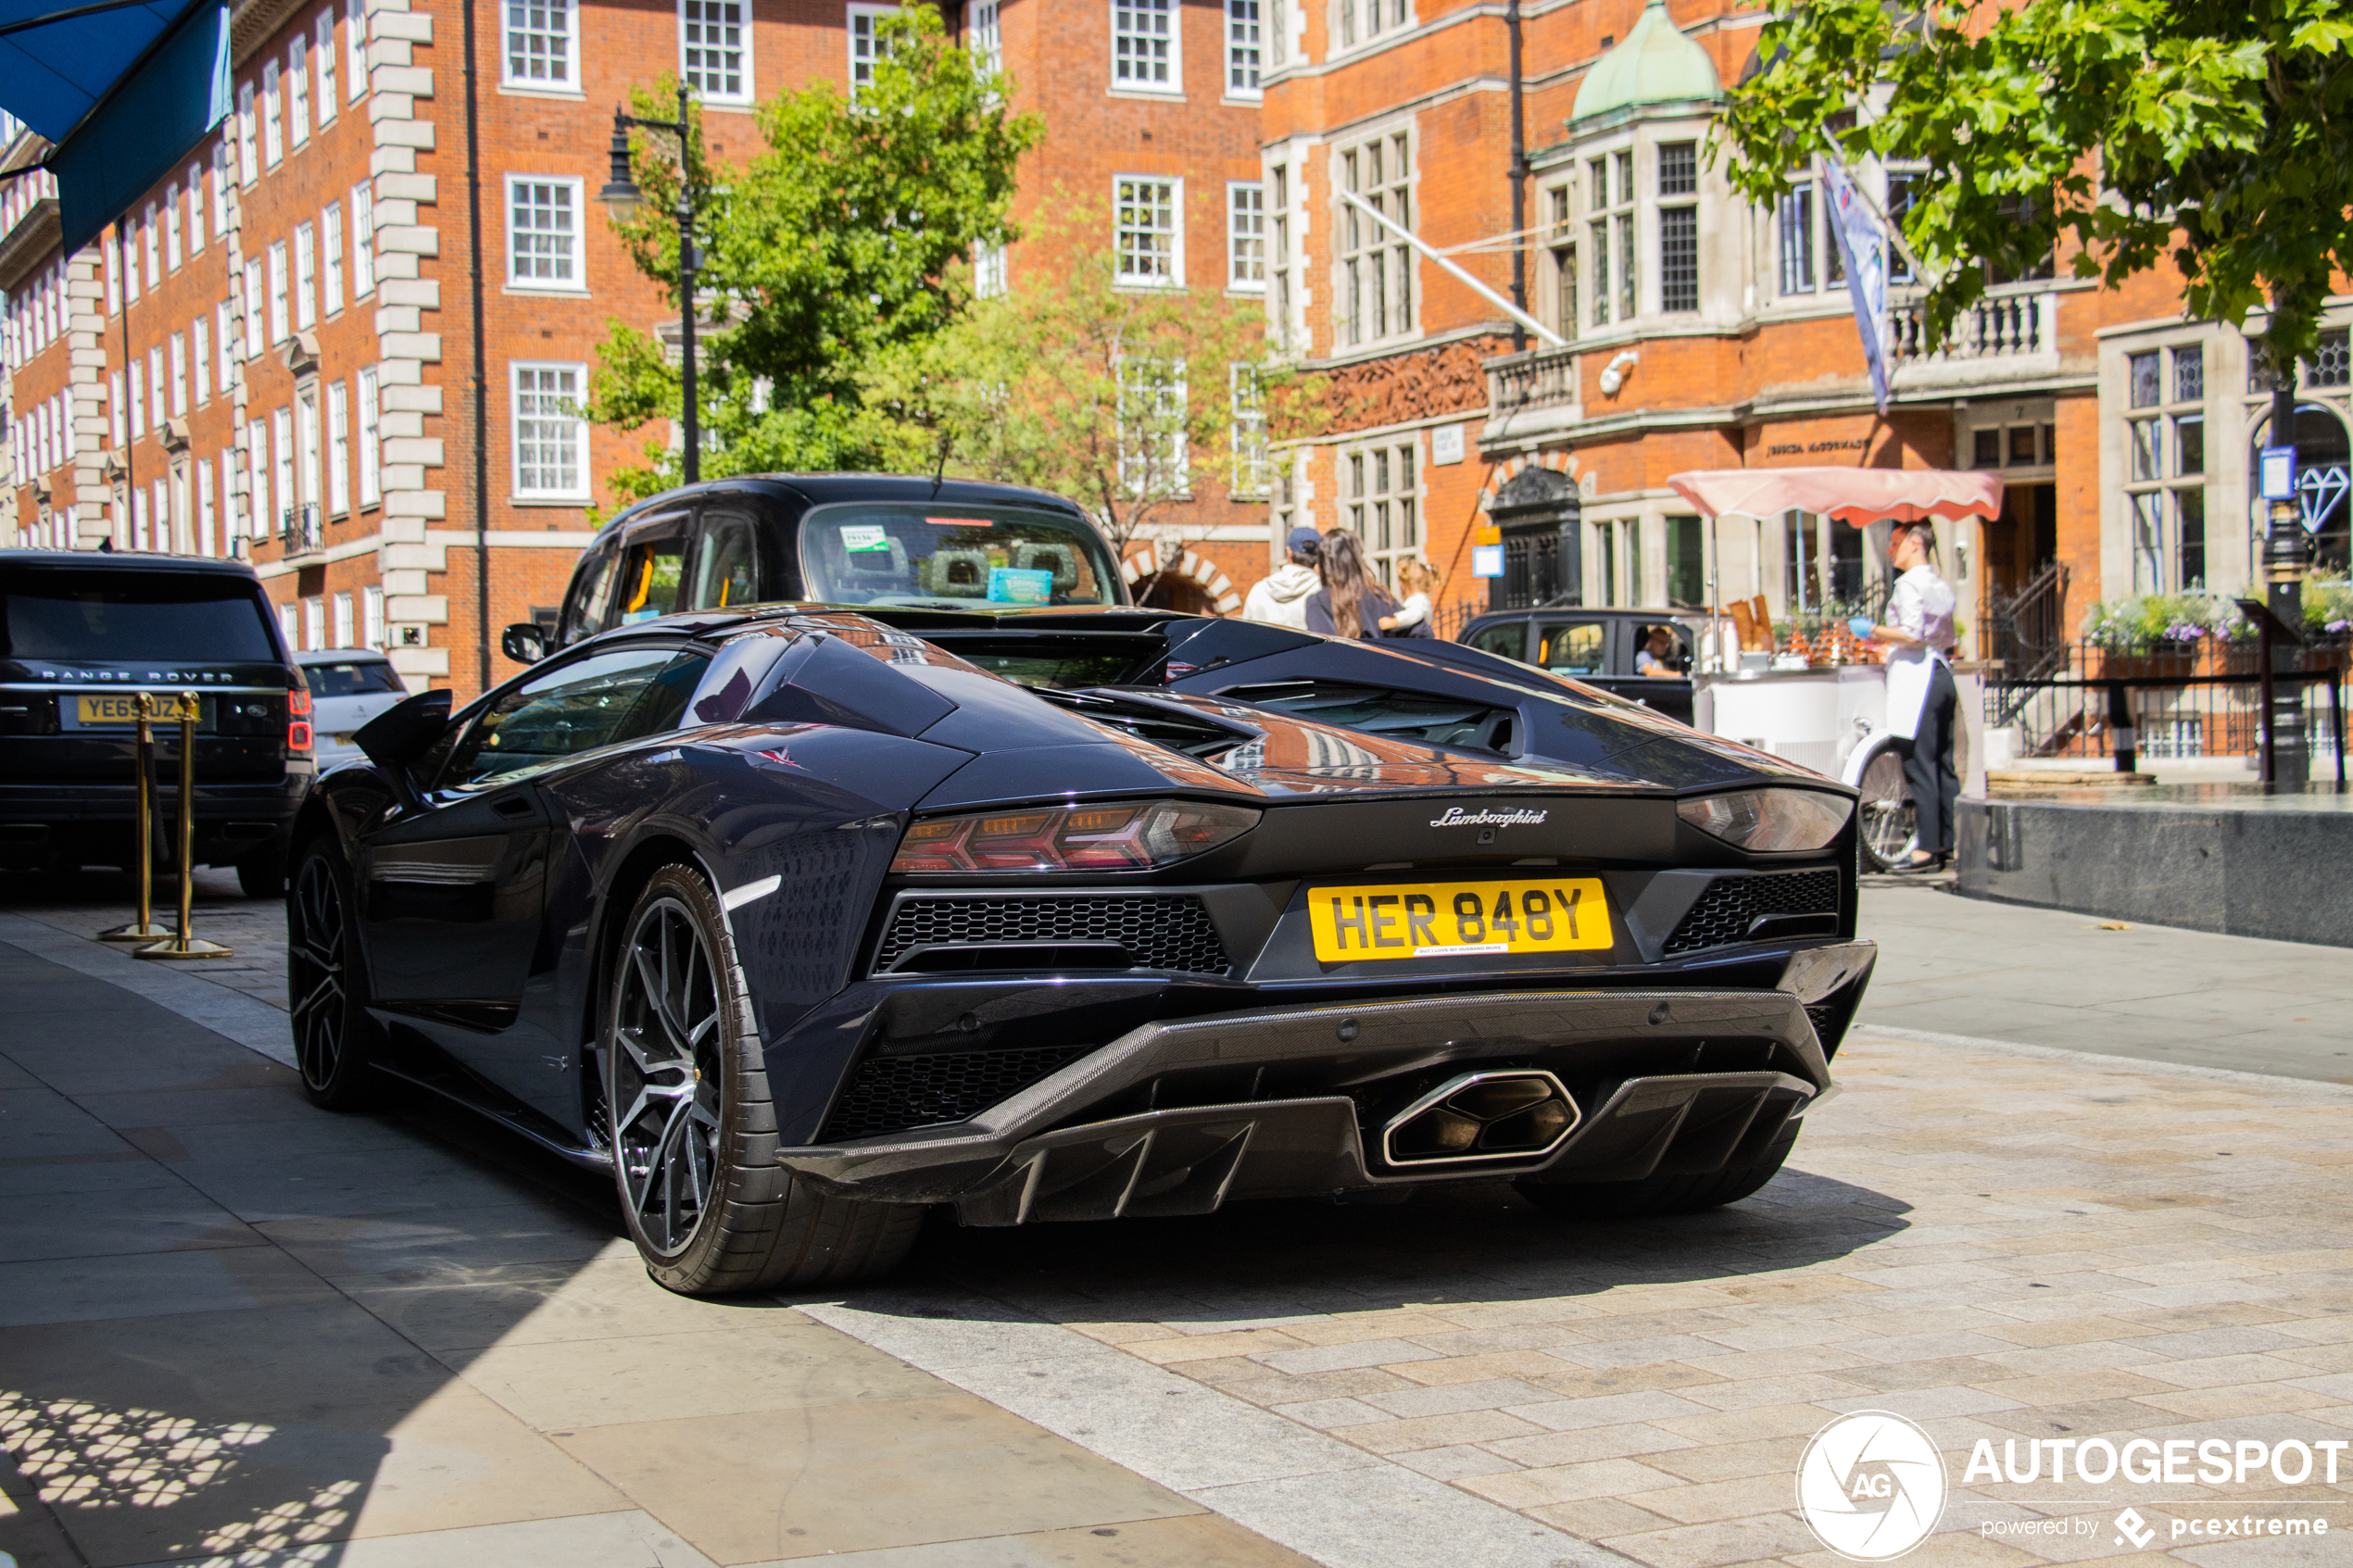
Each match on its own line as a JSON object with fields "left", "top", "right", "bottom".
{"left": 493, "top": 797, "right": 535, "bottom": 820}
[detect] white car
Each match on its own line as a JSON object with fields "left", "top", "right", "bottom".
{"left": 294, "top": 649, "right": 409, "bottom": 768}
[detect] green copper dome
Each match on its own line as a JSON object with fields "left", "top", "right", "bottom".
{"left": 1570, "top": 0, "right": 1724, "bottom": 122}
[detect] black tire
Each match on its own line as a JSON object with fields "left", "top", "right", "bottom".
{"left": 287, "top": 842, "right": 386, "bottom": 1111}
{"left": 606, "top": 864, "right": 921, "bottom": 1297}
{"left": 1856, "top": 748, "right": 1917, "bottom": 872}
{"left": 1515, "top": 1124, "right": 1799, "bottom": 1220}
{"left": 238, "top": 835, "right": 290, "bottom": 897}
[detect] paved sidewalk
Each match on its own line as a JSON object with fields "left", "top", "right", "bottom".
{"left": 902, "top": 1031, "right": 2353, "bottom": 1568}
{"left": 0, "top": 937, "right": 1312, "bottom": 1568}
{"left": 1856, "top": 884, "right": 2353, "bottom": 1085}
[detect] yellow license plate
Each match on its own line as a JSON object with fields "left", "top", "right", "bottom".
{"left": 75, "top": 694, "right": 202, "bottom": 725}
{"left": 1311, "top": 878, "right": 1612, "bottom": 962}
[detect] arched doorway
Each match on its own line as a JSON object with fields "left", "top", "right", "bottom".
{"left": 1132, "top": 571, "right": 1219, "bottom": 616}
{"left": 2248, "top": 403, "right": 2352, "bottom": 574}
{"left": 1490, "top": 466, "right": 1582, "bottom": 609}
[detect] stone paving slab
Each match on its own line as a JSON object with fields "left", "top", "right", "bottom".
{"left": 862, "top": 1032, "right": 2353, "bottom": 1568}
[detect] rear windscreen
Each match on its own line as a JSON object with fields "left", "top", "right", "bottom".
{"left": 799, "top": 504, "right": 1123, "bottom": 609}
{"left": 1219, "top": 680, "right": 1519, "bottom": 755}
{"left": 305, "top": 659, "right": 406, "bottom": 697}
{"left": 0, "top": 570, "right": 278, "bottom": 662}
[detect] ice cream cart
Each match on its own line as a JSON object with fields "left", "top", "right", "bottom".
{"left": 1666, "top": 468, "right": 2002, "bottom": 871}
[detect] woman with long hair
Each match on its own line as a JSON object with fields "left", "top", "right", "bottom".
{"left": 1305, "top": 529, "right": 1399, "bottom": 639}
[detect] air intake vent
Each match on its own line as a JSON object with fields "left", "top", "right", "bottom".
{"left": 874, "top": 895, "right": 1229, "bottom": 974}
{"left": 1663, "top": 870, "right": 1841, "bottom": 955}
{"left": 822, "top": 1046, "right": 1093, "bottom": 1141}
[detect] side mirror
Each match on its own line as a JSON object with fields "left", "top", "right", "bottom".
{"left": 501, "top": 621, "right": 548, "bottom": 664}
{"left": 355, "top": 688, "right": 454, "bottom": 771}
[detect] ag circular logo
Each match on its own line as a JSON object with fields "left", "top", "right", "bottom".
{"left": 1796, "top": 1411, "right": 1947, "bottom": 1561}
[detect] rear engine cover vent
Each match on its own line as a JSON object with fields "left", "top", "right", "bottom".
{"left": 823, "top": 1045, "right": 1093, "bottom": 1141}
{"left": 875, "top": 895, "right": 1229, "bottom": 974}
{"left": 1664, "top": 869, "right": 1841, "bottom": 955}
{"left": 1218, "top": 680, "right": 1518, "bottom": 756}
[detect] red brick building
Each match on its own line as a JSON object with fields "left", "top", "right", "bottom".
{"left": 1256, "top": 0, "right": 2352, "bottom": 646}
{"left": 2, "top": 0, "right": 1272, "bottom": 696}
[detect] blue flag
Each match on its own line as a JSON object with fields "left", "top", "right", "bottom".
{"left": 1822, "top": 156, "right": 1890, "bottom": 416}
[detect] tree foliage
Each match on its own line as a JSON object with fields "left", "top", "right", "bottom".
{"left": 1717, "top": 0, "right": 2353, "bottom": 374}
{"left": 587, "top": 8, "right": 1040, "bottom": 500}
{"left": 858, "top": 207, "right": 1289, "bottom": 550}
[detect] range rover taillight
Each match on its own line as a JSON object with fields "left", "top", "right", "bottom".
{"left": 288, "top": 688, "right": 313, "bottom": 752}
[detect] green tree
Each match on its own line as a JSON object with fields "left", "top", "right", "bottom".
{"left": 588, "top": 8, "right": 1041, "bottom": 500}
{"left": 861, "top": 213, "right": 1277, "bottom": 556}
{"left": 1717, "top": 0, "right": 2353, "bottom": 376}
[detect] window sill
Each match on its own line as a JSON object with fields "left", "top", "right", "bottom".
{"left": 498, "top": 82, "right": 585, "bottom": 100}
{"left": 1108, "top": 84, "right": 1185, "bottom": 102}
{"left": 509, "top": 494, "right": 592, "bottom": 507}
{"left": 503, "top": 282, "right": 590, "bottom": 297}
{"left": 1222, "top": 92, "right": 1263, "bottom": 107}
{"left": 1114, "top": 278, "right": 1185, "bottom": 293}
{"left": 1226, "top": 282, "right": 1267, "bottom": 296}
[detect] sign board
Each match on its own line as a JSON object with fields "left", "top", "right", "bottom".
{"left": 1430, "top": 424, "right": 1466, "bottom": 466}
{"left": 2259, "top": 445, "right": 2296, "bottom": 501}
{"left": 2297, "top": 464, "right": 2347, "bottom": 533}
{"left": 1472, "top": 544, "right": 1504, "bottom": 579}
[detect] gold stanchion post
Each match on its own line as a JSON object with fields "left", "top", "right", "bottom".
{"left": 99, "top": 692, "right": 173, "bottom": 943}
{"left": 139, "top": 689, "right": 233, "bottom": 960}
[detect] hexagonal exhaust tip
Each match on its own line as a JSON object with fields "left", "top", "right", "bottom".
{"left": 1380, "top": 1069, "right": 1582, "bottom": 1168}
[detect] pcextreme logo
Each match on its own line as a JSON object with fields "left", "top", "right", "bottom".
{"left": 1796, "top": 1411, "right": 1948, "bottom": 1561}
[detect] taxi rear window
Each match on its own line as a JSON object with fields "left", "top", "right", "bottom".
{"left": 799, "top": 504, "right": 1121, "bottom": 609}
{"left": 1, "top": 568, "right": 277, "bottom": 662}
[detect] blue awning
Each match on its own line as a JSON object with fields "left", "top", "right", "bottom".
{"left": 1, "top": 0, "right": 231, "bottom": 255}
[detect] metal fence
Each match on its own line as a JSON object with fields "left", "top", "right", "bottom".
{"left": 1989, "top": 639, "right": 2350, "bottom": 770}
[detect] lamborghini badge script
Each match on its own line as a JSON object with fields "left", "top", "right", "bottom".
{"left": 1429, "top": 807, "right": 1549, "bottom": 829}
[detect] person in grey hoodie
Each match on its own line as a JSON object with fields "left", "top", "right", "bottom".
{"left": 1241, "top": 526, "right": 1324, "bottom": 629}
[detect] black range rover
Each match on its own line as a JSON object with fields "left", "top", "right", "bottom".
{"left": 0, "top": 551, "right": 315, "bottom": 893}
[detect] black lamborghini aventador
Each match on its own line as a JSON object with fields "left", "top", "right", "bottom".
{"left": 292, "top": 599, "right": 1874, "bottom": 1297}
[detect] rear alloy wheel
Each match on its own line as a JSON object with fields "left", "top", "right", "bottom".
{"left": 1856, "top": 748, "right": 1917, "bottom": 872}
{"left": 607, "top": 865, "right": 921, "bottom": 1297}
{"left": 1515, "top": 1125, "right": 1800, "bottom": 1221}
{"left": 287, "top": 844, "right": 385, "bottom": 1110}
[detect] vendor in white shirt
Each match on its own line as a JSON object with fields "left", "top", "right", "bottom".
{"left": 1849, "top": 520, "right": 1959, "bottom": 872}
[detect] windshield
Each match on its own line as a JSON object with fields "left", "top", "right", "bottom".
{"left": 304, "top": 659, "right": 406, "bottom": 697}
{"left": 0, "top": 568, "right": 278, "bottom": 662}
{"left": 799, "top": 503, "right": 1122, "bottom": 609}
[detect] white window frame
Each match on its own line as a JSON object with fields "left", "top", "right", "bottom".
{"left": 194, "top": 315, "right": 211, "bottom": 406}
{"left": 1112, "top": 0, "right": 1180, "bottom": 94}
{"left": 244, "top": 259, "right": 266, "bottom": 358}
{"left": 267, "top": 242, "right": 291, "bottom": 345}
{"left": 505, "top": 174, "right": 585, "bottom": 290}
{"left": 294, "top": 222, "right": 318, "bottom": 330}
{"left": 974, "top": 239, "right": 1007, "bottom": 297}
{"left": 363, "top": 584, "right": 385, "bottom": 647}
{"left": 236, "top": 82, "right": 258, "bottom": 185}
{"left": 849, "top": 4, "right": 897, "bottom": 95}
{"left": 350, "top": 182, "right": 376, "bottom": 297}
{"left": 510, "top": 361, "right": 591, "bottom": 499}
{"left": 271, "top": 406, "right": 294, "bottom": 535}
{"left": 1332, "top": 0, "right": 1414, "bottom": 53}
{"left": 142, "top": 202, "right": 159, "bottom": 289}
{"left": 216, "top": 300, "right": 235, "bottom": 386}
{"left": 1335, "top": 127, "right": 1416, "bottom": 347}
{"left": 209, "top": 144, "right": 228, "bottom": 241}
{"left": 504, "top": 0, "right": 577, "bottom": 87}
{"left": 303, "top": 596, "right": 324, "bottom": 652}
{"left": 968, "top": 0, "right": 1001, "bottom": 74}
{"left": 1229, "top": 363, "right": 1269, "bottom": 496}
{"left": 1225, "top": 0, "right": 1261, "bottom": 96}
{"left": 185, "top": 163, "right": 205, "bottom": 256}
{"left": 333, "top": 591, "right": 354, "bottom": 647}
{"left": 261, "top": 59, "right": 284, "bottom": 167}
{"left": 1114, "top": 174, "right": 1183, "bottom": 288}
{"left": 245, "top": 419, "right": 267, "bottom": 537}
{"left": 1227, "top": 181, "right": 1265, "bottom": 291}
{"left": 358, "top": 366, "right": 381, "bottom": 506}
{"left": 679, "top": 0, "right": 751, "bottom": 104}
{"left": 317, "top": 11, "right": 338, "bottom": 118}
{"left": 346, "top": 0, "right": 368, "bottom": 101}
{"left": 170, "top": 332, "right": 188, "bottom": 418}
{"left": 196, "top": 455, "right": 217, "bottom": 556}
{"left": 164, "top": 183, "right": 182, "bottom": 271}
{"left": 322, "top": 201, "right": 346, "bottom": 313}
{"left": 1339, "top": 434, "right": 1422, "bottom": 588}
{"left": 109, "top": 371, "right": 125, "bottom": 447}
{"left": 1115, "top": 356, "right": 1189, "bottom": 498}
{"left": 328, "top": 379, "right": 350, "bottom": 513}
{"left": 288, "top": 35, "right": 311, "bottom": 146}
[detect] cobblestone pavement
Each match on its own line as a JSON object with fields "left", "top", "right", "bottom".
{"left": 911, "top": 1034, "right": 2353, "bottom": 1567}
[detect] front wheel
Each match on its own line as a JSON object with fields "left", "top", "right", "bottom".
{"left": 606, "top": 865, "right": 921, "bottom": 1297}
{"left": 1515, "top": 1124, "right": 1800, "bottom": 1220}
{"left": 1855, "top": 748, "right": 1917, "bottom": 872}
{"left": 287, "top": 843, "right": 385, "bottom": 1110}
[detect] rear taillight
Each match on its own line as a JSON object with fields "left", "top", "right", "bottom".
{"left": 288, "top": 688, "right": 313, "bottom": 752}
{"left": 891, "top": 798, "right": 1260, "bottom": 873}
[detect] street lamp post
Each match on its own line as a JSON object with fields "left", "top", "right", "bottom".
{"left": 599, "top": 84, "right": 701, "bottom": 484}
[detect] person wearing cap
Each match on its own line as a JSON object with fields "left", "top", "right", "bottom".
{"left": 1242, "top": 525, "right": 1325, "bottom": 629}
